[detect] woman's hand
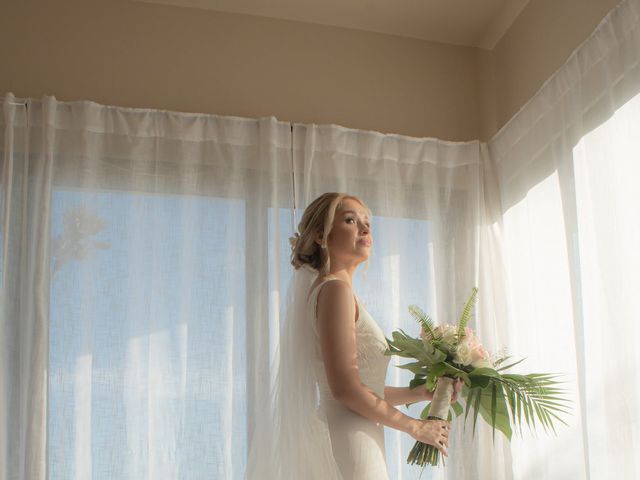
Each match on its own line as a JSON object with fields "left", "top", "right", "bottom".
{"left": 450, "top": 378, "right": 464, "bottom": 403}
{"left": 407, "top": 418, "right": 450, "bottom": 456}
{"left": 422, "top": 377, "right": 464, "bottom": 404}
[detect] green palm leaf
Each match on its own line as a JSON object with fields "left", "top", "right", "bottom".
{"left": 479, "top": 380, "right": 513, "bottom": 440}
{"left": 458, "top": 372, "right": 569, "bottom": 441}
{"left": 498, "top": 374, "right": 570, "bottom": 435}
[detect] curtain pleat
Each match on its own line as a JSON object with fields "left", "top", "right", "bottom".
{"left": 489, "top": 0, "right": 640, "bottom": 478}
{"left": 292, "top": 124, "right": 511, "bottom": 480}
{"left": 0, "top": 97, "right": 293, "bottom": 480}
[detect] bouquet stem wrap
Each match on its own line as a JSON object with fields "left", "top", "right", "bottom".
{"left": 429, "top": 377, "right": 454, "bottom": 420}
{"left": 407, "top": 377, "right": 454, "bottom": 467}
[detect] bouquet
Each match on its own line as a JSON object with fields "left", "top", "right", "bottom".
{"left": 385, "top": 288, "right": 570, "bottom": 467}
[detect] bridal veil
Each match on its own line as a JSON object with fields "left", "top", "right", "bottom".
{"left": 246, "top": 263, "right": 342, "bottom": 479}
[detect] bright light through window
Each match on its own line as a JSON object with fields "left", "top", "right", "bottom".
{"left": 48, "top": 190, "right": 247, "bottom": 479}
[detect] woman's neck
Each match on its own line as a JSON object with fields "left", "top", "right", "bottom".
{"left": 326, "top": 268, "right": 355, "bottom": 287}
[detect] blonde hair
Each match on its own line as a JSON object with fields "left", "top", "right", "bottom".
{"left": 290, "top": 192, "right": 371, "bottom": 276}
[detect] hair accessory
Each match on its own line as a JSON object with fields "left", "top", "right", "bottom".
{"left": 288, "top": 232, "right": 300, "bottom": 248}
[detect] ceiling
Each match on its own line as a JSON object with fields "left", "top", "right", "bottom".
{"left": 134, "top": 0, "right": 530, "bottom": 50}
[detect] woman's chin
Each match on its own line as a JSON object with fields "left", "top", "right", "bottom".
{"left": 356, "top": 251, "right": 370, "bottom": 262}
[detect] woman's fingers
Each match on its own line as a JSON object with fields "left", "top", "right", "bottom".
{"left": 437, "top": 421, "right": 450, "bottom": 453}
{"left": 440, "top": 424, "right": 449, "bottom": 445}
{"left": 451, "top": 379, "right": 463, "bottom": 403}
{"left": 436, "top": 441, "right": 448, "bottom": 456}
{"left": 412, "top": 419, "right": 451, "bottom": 456}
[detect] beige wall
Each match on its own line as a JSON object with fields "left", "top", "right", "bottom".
{"left": 480, "top": 0, "right": 622, "bottom": 140}
{"left": 0, "top": 0, "right": 480, "bottom": 141}
{"left": 0, "top": 0, "right": 623, "bottom": 142}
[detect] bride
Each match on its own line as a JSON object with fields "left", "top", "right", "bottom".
{"left": 247, "top": 192, "right": 452, "bottom": 480}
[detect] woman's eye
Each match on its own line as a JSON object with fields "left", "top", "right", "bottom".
{"left": 346, "top": 217, "right": 355, "bottom": 223}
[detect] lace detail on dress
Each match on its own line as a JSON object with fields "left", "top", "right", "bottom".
{"left": 353, "top": 296, "right": 390, "bottom": 398}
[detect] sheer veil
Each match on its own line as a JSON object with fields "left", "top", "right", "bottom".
{"left": 246, "top": 263, "right": 342, "bottom": 479}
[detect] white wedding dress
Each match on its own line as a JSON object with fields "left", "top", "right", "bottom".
{"left": 308, "top": 276, "right": 391, "bottom": 480}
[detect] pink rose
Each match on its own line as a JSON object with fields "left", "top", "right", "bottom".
{"left": 470, "top": 344, "right": 492, "bottom": 369}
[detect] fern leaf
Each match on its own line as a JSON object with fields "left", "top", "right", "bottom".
{"left": 408, "top": 304, "right": 437, "bottom": 339}
{"left": 456, "top": 287, "right": 478, "bottom": 342}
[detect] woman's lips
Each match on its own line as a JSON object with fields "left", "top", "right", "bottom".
{"left": 358, "top": 239, "right": 372, "bottom": 246}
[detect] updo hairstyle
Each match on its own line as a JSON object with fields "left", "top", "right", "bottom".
{"left": 289, "top": 192, "right": 370, "bottom": 277}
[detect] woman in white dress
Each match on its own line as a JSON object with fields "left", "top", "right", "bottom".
{"left": 246, "top": 192, "right": 451, "bottom": 480}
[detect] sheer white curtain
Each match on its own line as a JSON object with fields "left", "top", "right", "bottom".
{"left": 0, "top": 93, "right": 293, "bottom": 479}
{"left": 292, "top": 124, "right": 510, "bottom": 480}
{"left": 489, "top": 0, "right": 640, "bottom": 478}
{"left": 3, "top": 0, "right": 640, "bottom": 477}
{"left": 0, "top": 97, "right": 505, "bottom": 480}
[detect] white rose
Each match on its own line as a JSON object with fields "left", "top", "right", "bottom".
{"left": 454, "top": 341, "right": 473, "bottom": 366}
{"left": 469, "top": 345, "right": 492, "bottom": 369}
{"left": 471, "top": 359, "right": 493, "bottom": 369}
{"left": 437, "top": 325, "right": 457, "bottom": 344}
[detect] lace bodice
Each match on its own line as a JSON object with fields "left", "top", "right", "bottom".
{"left": 308, "top": 277, "right": 390, "bottom": 401}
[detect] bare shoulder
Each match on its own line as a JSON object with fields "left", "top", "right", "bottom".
{"left": 316, "top": 278, "right": 357, "bottom": 323}
{"left": 316, "top": 278, "right": 352, "bottom": 306}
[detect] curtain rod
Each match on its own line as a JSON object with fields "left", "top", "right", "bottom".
{"left": 1, "top": 98, "right": 299, "bottom": 123}
{"left": 1, "top": 97, "right": 27, "bottom": 106}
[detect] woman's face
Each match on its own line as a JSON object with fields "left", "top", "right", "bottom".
{"left": 324, "top": 198, "right": 372, "bottom": 264}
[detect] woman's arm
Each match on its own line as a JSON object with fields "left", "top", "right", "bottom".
{"left": 385, "top": 380, "right": 463, "bottom": 407}
{"left": 316, "top": 281, "right": 449, "bottom": 453}
{"left": 384, "top": 386, "right": 433, "bottom": 407}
